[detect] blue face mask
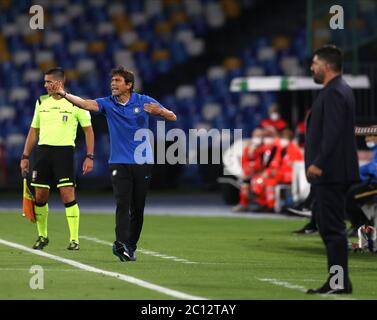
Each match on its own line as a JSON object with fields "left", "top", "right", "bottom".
{"left": 366, "top": 141, "right": 376, "bottom": 149}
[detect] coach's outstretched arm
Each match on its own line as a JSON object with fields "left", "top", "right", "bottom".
{"left": 50, "top": 82, "right": 99, "bottom": 112}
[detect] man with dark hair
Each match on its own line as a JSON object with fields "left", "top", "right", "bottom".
{"left": 45, "top": 67, "right": 65, "bottom": 80}
{"left": 50, "top": 66, "right": 177, "bottom": 262}
{"left": 305, "top": 45, "right": 359, "bottom": 294}
{"left": 20, "top": 67, "right": 95, "bottom": 251}
{"left": 312, "top": 44, "right": 343, "bottom": 75}
{"left": 111, "top": 66, "right": 135, "bottom": 92}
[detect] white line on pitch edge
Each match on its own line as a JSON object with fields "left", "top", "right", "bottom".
{"left": 80, "top": 235, "right": 198, "bottom": 264}
{"left": 0, "top": 238, "right": 207, "bottom": 300}
{"left": 0, "top": 268, "right": 87, "bottom": 272}
{"left": 258, "top": 278, "right": 356, "bottom": 300}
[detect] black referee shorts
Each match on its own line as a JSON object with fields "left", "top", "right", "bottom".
{"left": 31, "top": 145, "right": 75, "bottom": 189}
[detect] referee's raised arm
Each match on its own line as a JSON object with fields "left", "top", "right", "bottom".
{"left": 50, "top": 81, "right": 99, "bottom": 112}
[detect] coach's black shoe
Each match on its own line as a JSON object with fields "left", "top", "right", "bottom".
{"left": 293, "top": 223, "right": 318, "bottom": 235}
{"left": 32, "top": 236, "right": 49, "bottom": 250}
{"left": 67, "top": 240, "right": 80, "bottom": 251}
{"left": 307, "top": 280, "right": 352, "bottom": 295}
{"left": 112, "top": 241, "right": 136, "bottom": 262}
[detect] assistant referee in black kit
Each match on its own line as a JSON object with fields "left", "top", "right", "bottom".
{"left": 305, "top": 45, "right": 359, "bottom": 294}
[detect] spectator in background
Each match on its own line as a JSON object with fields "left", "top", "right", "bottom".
{"left": 294, "top": 135, "right": 377, "bottom": 237}
{"left": 251, "top": 128, "right": 303, "bottom": 212}
{"left": 290, "top": 109, "right": 317, "bottom": 234}
{"left": 345, "top": 135, "right": 377, "bottom": 236}
{"left": 260, "top": 104, "right": 288, "bottom": 132}
{"left": 233, "top": 127, "right": 265, "bottom": 212}
{"left": 277, "top": 129, "right": 304, "bottom": 184}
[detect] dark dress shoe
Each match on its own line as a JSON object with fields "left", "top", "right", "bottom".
{"left": 293, "top": 223, "right": 318, "bottom": 235}
{"left": 307, "top": 280, "right": 352, "bottom": 294}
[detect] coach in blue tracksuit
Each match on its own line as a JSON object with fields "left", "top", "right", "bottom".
{"left": 51, "top": 66, "right": 177, "bottom": 261}
{"left": 346, "top": 136, "right": 377, "bottom": 236}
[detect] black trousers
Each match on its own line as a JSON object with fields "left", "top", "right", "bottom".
{"left": 346, "top": 181, "right": 377, "bottom": 228}
{"left": 312, "top": 184, "right": 350, "bottom": 285}
{"left": 110, "top": 164, "right": 152, "bottom": 251}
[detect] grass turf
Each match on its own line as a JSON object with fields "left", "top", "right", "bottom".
{"left": 0, "top": 212, "right": 376, "bottom": 300}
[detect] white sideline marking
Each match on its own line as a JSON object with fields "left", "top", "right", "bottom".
{"left": 0, "top": 238, "right": 207, "bottom": 300}
{"left": 258, "top": 278, "right": 356, "bottom": 300}
{"left": 0, "top": 268, "right": 87, "bottom": 272}
{"left": 80, "top": 235, "right": 198, "bottom": 265}
{"left": 259, "top": 278, "right": 307, "bottom": 292}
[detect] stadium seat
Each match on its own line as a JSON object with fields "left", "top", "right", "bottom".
{"left": 0, "top": 0, "right": 320, "bottom": 185}
{"left": 5, "top": 132, "right": 25, "bottom": 161}
{"left": 0, "top": 106, "right": 16, "bottom": 123}
{"left": 9, "top": 87, "right": 29, "bottom": 102}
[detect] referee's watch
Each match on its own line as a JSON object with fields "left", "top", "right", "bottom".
{"left": 86, "top": 154, "right": 94, "bottom": 160}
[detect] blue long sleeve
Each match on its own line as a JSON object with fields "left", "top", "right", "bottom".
{"left": 360, "top": 147, "right": 377, "bottom": 182}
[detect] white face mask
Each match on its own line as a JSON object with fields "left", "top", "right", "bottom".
{"left": 366, "top": 141, "right": 376, "bottom": 149}
{"left": 280, "top": 138, "right": 289, "bottom": 148}
{"left": 270, "top": 112, "right": 279, "bottom": 121}
{"left": 251, "top": 137, "right": 262, "bottom": 147}
{"left": 263, "top": 137, "right": 274, "bottom": 145}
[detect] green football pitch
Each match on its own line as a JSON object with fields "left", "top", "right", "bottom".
{"left": 0, "top": 212, "right": 376, "bottom": 300}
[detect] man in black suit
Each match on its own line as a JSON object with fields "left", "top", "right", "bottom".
{"left": 305, "top": 45, "right": 360, "bottom": 294}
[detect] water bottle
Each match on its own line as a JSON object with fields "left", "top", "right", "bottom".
{"left": 358, "top": 225, "right": 377, "bottom": 252}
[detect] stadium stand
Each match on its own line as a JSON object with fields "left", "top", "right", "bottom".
{"left": 1, "top": 0, "right": 376, "bottom": 190}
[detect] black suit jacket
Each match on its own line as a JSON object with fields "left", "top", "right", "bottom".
{"left": 305, "top": 75, "right": 360, "bottom": 185}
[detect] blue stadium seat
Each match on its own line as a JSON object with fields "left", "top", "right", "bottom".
{"left": 0, "top": 0, "right": 307, "bottom": 182}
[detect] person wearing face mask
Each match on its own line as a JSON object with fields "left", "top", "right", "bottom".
{"left": 345, "top": 135, "right": 377, "bottom": 237}
{"left": 260, "top": 104, "right": 288, "bottom": 132}
{"left": 277, "top": 130, "right": 304, "bottom": 184}
{"left": 248, "top": 129, "right": 280, "bottom": 211}
{"left": 250, "top": 129, "right": 303, "bottom": 211}
{"left": 233, "top": 128, "right": 266, "bottom": 212}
